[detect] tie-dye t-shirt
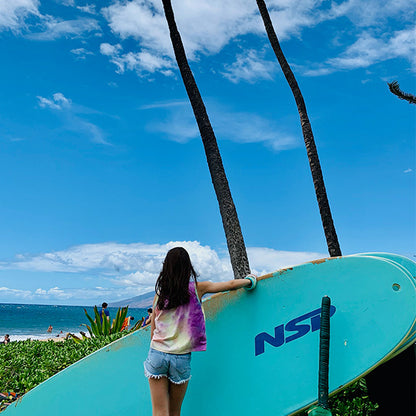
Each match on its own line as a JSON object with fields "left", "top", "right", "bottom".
{"left": 151, "top": 281, "right": 206, "bottom": 354}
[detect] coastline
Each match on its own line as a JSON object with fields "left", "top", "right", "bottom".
{"left": 5, "top": 332, "right": 86, "bottom": 343}
{"left": 0, "top": 303, "right": 148, "bottom": 345}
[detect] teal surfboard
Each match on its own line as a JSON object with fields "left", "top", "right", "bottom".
{"left": 4, "top": 255, "right": 416, "bottom": 416}
{"left": 352, "top": 253, "right": 416, "bottom": 358}
{"left": 354, "top": 253, "right": 416, "bottom": 279}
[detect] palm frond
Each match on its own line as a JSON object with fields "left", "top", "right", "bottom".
{"left": 388, "top": 81, "right": 416, "bottom": 104}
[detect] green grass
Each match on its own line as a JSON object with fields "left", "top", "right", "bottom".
{"left": 0, "top": 335, "right": 124, "bottom": 396}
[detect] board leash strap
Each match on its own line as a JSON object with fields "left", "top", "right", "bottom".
{"left": 318, "top": 295, "right": 331, "bottom": 408}
{"left": 308, "top": 295, "right": 332, "bottom": 416}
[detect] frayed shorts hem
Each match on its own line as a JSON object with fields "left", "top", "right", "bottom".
{"left": 144, "top": 367, "right": 191, "bottom": 385}
{"left": 143, "top": 348, "right": 192, "bottom": 385}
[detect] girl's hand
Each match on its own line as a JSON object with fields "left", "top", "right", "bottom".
{"left": 197, "top": 275, "right": 258, "bottom": 298}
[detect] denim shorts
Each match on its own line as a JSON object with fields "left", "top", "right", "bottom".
{"left": 144, "top": 348, "right": 191, "bottom": 384}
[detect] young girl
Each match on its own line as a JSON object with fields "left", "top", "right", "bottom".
{"left": 144, "top": 247, "right": 256, "bottom": 416}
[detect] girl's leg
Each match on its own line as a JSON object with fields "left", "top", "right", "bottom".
{"left": 168, "top": 380, "right": 189, "bottom": 416}
{"left": 148, "top": 377, "right": 169, "bottom": 416}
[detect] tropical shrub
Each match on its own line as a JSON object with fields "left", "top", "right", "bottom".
{"left": 76, "top": 306, "right": 143, "bottom": 339}
{"left": 298, "top": 378, "right": 378, "bottom": 415}
{"left": 329, "top": 378, "right": 378, "bottom": 415}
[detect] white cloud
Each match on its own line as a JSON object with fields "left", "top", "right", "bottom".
{"left": 0, "top": 0, "right": 40, "bottom": 31}
{"left": 0, "top": 241, "right": 327, "bottom": 303}
{"left": 303, "top": 26, "right": 416, "bottom": 75}
{"left": 328, "top": 0, "right": 416, "bottom": 27}
{"left": 100, "top": 0, "right": 416, "bottom": 79}
{"left": 404, "top": 169, "right": 413, "bottom": 174}
{"left": 53, "top": 92, "right": 71, "bottom": 106}
{"left": 328, "top": 27, "right": 416, "bottom": 70}
{"left": 222, "top": 49, "right": 276, "bottom": 83}
{"left": 70, "top": 47, "right": 94, "bottom": 59}
{"left": 247, "top": 247, "right": 326, "bottom": 276}
{"left": 103, "top": 0, "right": 172, "bottom": 55}
{"left": 144, "top": 101, "right": 197, "bottom": 142}
{"left": 0, "top": 1, "right": 100, "bottom": 40}
{"left": 267, "top": 0, "right": 326, "bottom": 39}
{"left": 101, "top": 0, "right": 326, "bottom": 77}
{"left": 47, "top": 286, "right": 70, "bottom": 299}
{"left": 37, "top": 96, "right": 61, "bottom": 110}
{"left": 1, "top": 285, "right": 128, "bottom": 303}
{"left": 116, "top": 50, "right": 174, "bottom": 75}
{"left": 143, "top": 100, "right": 298, "bottom": 151}
{"left": 27, "top": 17, "right": 101, "bottom": 40}
{"left": 100, "top": 42, "right": 122, "bottom": 56}
{"left": 1, "top": 241, "right": 217, "bottom": 273}
{"left": 0, "top": 240, "right": 326, "bottom": 282}
{"left": 37, "top": 93, "right": 109, "bottom": 145}
{"left": 2, "top": 1, "right": 415, "bottom": 79}
{"left": 69, "top": 119, "right": 109, "bottom": 145}
{"left": 301, "top": 67, "right": 333, "bottom": 77}
{"left": 0, "top": 286, "right": 32, "bottom": 298}
{"left": 0, "top": 285, "right": 152, "bottom": 304}
{"left": 100, "top": 42, "right": 174, "bottom": 76}
{"left": 34, "top": 287, "right": 69, "bottom": 299}
{"left": 103, "top": 0, "right": 326, "bottom": 58}
{"left": 77, "top": 5, "right": 97, "bottom": 15}
{"left": 37, "top": 92, "right": 71, "bottom": 110}
{"left": 140, "top": 100, "right": 188, "bottom": 110}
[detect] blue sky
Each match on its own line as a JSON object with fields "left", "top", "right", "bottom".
{"left": 0, "top": 0, "right": 414, "bottom": 305}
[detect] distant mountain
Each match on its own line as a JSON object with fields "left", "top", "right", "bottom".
{"left": 109, "top": 292, "right": 154, "bottom": 309}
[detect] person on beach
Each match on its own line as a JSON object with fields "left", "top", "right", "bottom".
{"left": 47, "top": 325, "right": 53, "bottom": 333}
{"left": 121, "top": 316, "right": 135, "bottom": 331}
{"left": 100, "top": 302, "right": 110, "bottom": 324}
{"left": 144, "top": 246, "right": 257, "bottom": 416}
{"left": 2, "top": 334, "right": 10, "bottom": 344}
{"left": 141, "top": 308, "right": 153, "bottom": 327}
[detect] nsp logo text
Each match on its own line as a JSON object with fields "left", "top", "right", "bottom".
{"left": 255, "top": 305, "right": 336, "bottom": 356}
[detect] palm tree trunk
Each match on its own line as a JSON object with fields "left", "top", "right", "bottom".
{"left": 256, "top": 0, "right": 342, "bottom": 257}
{"left": 161, "top": 0, "right": 251, "bottom": 278}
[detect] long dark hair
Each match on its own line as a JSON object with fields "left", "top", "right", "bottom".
{"left": 155, "top": 247, "right": 198, "bottom": 310}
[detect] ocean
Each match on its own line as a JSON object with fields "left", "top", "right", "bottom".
{"left": 0, "top": 303, "right": 148, "bottom": 342}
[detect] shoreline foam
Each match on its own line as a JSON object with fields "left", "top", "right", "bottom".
{"left": 7, "top": 332, "right": 86, "bottom": 342}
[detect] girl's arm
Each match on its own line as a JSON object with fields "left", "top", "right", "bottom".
{"left": 197, "top": 277, "right": 255, "bottom": 299}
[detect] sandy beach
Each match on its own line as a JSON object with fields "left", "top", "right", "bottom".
{"left": 40, "top": 336, "right": 66, "bottom": 342}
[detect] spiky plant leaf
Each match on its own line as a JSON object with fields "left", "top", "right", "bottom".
{"left": 130, "top": 317, "right": 144, "bottom": 331}
{"left": 93, "top": 306, "right": 104, "bottom": 336}
{"left": 102, "top": 311, "right": 110, "bottom": 335}
{"left": 83, "top": 309, "right": 100, "bottom": 337}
